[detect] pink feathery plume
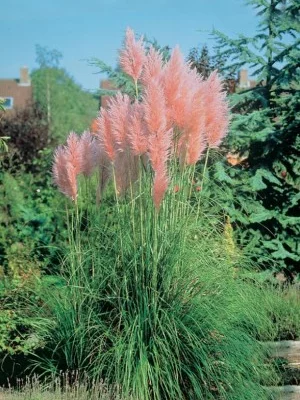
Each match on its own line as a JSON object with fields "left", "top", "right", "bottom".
{"left": 79, "top": 131, "right": 97, "bottom": 177}
{"left": 108, "top": 92, "right": 131, "bottom": 151}
{"left": 178, "top": 122, "right": 206, "bottom": 165}
{"left": 162, "top": 47, "right": 187, "bottom": 127}
{"left": 141, "top": 46, "right": 163, "bottom": 86}
{"left": 114, "top": 151, "right": 139, "bottom": 196}
{"left": 52, "top": 132, "right": 84, "bottom": 200}
{"left": 97, "top": 108, "right": 116, "bottom": 161}
{"left": 173, "top": 62, "right": 202, "bottom": 129}
{"left": 128, "top": 101, "right": 149, "bottom": 155}
{"left": 143, "top": 79, "right": 167, "bottom": 136}
{"left": 149, "top": 128, "right": 172, "bottom": 172}
{"left": 153, "top": 164, "right": 169, "bottom": 210}
{"left": 143, "top": 78, "right": 171, "bottom": 205}
{"left": 187, "top": 63, "right": 203, "bottom": 84}
{"left": 119, "top": 27, "right": 145, "bottom": 83}
{"left": 149, "top": 128, "right": 172, "bottom": 208}
{"left": 163, "top": 47, "right": 184, "bottom": 102}
{"left": 94, "top": 142, "right": 111, "bottom": 203}
{"left": 178, "top": 82, "right": 207, "bottom": 165}
{"left": 175, "top": 60, "right": 204, "bottom": 129}
{"left": 203, "top": 71, "right": 230, "bottom": 148}
{"left": 65, "top": 132, "right": 83, "bottom": 175}
{"left": 90, "top": 118, "right": 99, "bottom": 134}
{"left": 53, "top": 146, "right": 78, "bottom": 200}
{"left": 182, "top": 66, "right": 204, "bottom": 112}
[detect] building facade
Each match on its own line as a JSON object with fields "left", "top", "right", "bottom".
{"left": 0, "top": 67, "right": 32, "bottom": 113}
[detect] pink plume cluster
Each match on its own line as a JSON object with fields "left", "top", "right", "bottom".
{"left": 53, "top": 28, "right": 230, "bottom": 209}
{"left": 143, "top": 79, "right": 167, "bottom": 139}
{"left": 163, "top": 47, "right": 187, "bottom": 128}
{"left": 97, "top": 108, "right": 115, "bottom": 162}
{"left": 53, "top": 131, "right": 100, "bottom": 200}
{"left": 108, "top": 92, "right": 131, "bottom": 150}
{"left": 53, "top": 146, "right": 78, "bottom": 201}
{"left": 53, "top": 133, "right": 82, "bottom": 200}
{"left": 80, "top": 131, "right": 98, "bottom": 177}
{"left": 119, "top": 28, "right": 145, "bottom": 83}
{"left": 202, "top": 71, "right": 230, "bottom": 148}
{"left": 128, "top": 101, "right": 148, "bottom": 155}
{"left": 143, "top": 79, "right": 172, "bottom": 205}
{"left": 141, "top": 46, "right": 163, "bottom": 85}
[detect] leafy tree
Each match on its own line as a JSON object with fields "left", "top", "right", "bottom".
{"left": 210, "top": 0, "right": 300, "bottom": 277}
{"left": 32, "top": 45, "right": 98, "bottom": 142}
{"left": 34, "top": 45, "right": 62, "bottom": 132}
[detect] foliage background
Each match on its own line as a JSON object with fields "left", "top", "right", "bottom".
{"left": 32, "top": 45, "right": 99, "bottom": 143}
{"left": 0, "top": 45, "right": 98, "bottom": 373}
{"left": 0, "top": 2, "right": 299, "bottom": 394}
{"left": 208, "top": 0, "right": 300, "bottom": 277}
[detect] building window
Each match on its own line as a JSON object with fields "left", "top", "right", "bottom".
{"left": 0, "top": 97, "right": 14, "bottom": 110}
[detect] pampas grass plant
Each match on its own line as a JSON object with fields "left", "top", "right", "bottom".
{"left": 32, "top": 28, "right": 281, "bottom": 399}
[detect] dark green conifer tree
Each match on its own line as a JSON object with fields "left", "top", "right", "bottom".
{"left": 211, "top": 0, "right": 300, "bottom": 277}
{"left": 187, "top": 44, "right": 212, "bottom": 78}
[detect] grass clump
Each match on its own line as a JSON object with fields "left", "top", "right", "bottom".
{"left": 31, "top": 171, "right": 280, "bottom": 399}
{"left": 30, "top": 29, "right": 282, "bottom": 399}
{"left": 271, "top": 286, "right": 300, "bottom": 341}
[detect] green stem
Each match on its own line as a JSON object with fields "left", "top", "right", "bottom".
{"left": 201, "top": 146, "right": 210, "bottom": 192}
{"left": 196, "top": 146, "right": 210, "bottom": 221}
{"left": 112, "top": 165, "right": 124, "bottom": 263}
{"left": 134, "top": 80, "right": 139, "bottom": 99}
{"left": 152, "top": 209, "right": 158, "bottom": 298}
{"left": 74, "top": 197, "right": 82, "bottom": 270}
{"left": 188, "top": 164, "right": 196, "bottom": 202}
{"left": 139, "top": 157, "right": 145, "bottom": 280}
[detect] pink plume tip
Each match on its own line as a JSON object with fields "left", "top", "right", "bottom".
{"left": 203, "top": 71, "right": 230, "bottom": 148}
{"left": 141, "top": 46, "right": 163, "bottom": 86}
{"left": 97, "top": 108, "right": 116, "bottom": 161}
{"left": 128, "top": 101, "right": 149, "bottom": 155}
{"left": 79, "top": 131, "right": 97, "bottom": 177}
{"left": 107, "top": 92, "right": 131, "bottom": 150}
{"left": 53, "top": 144, "right": 78, "bottom": 200}
{"left": 119, "top": 27, "right": 145, "bottom": 82}
{"left": 143, "top": 79, "right": 167, "bottom": 136}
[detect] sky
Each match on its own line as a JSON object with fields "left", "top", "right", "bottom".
{"left": 1, "top": 0, "right": 257, "bottom": 92}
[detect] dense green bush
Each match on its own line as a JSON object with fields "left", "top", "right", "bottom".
{"left": 0, "top": 45, "right": 99, "bottom": 377}
{"left": 31, "top": 174, "right": 281, "bottom": 399}
{"left": 0, "top": 104, "right": 49, "bottom": 171}
{"left": 0, "top": 164, "right": 65, "bottom": 273}
{"left": 0, "top": 150, "right": 66, "bottom": 379}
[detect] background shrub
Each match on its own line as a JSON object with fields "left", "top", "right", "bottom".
{"left": 0, "top": 104, "right": 49, "bottom": 171}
